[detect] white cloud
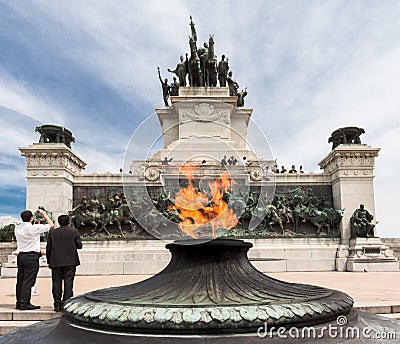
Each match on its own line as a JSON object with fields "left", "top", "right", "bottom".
{"left": 0, "top": 69, "right": 64, "bottom": 124}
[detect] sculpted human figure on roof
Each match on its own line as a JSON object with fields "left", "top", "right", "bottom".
{"left": 157, "top": 16, "right": 248, "bottom": 106}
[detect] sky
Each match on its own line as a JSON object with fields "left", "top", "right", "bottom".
{"left": 0, "top": 0, "right": 399, "bottom": 237}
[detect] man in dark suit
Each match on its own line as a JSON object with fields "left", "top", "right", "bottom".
{"left": 46, "top": 214, "right": 82, "bottom": 312}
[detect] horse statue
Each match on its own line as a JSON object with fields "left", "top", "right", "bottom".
{"left": 188, "top": 37, "right": 202, "bottom": 86}
{"left": 85, "top": 198, "right": 110, "bottom": 235}
{"left": 325, "top": 208, "right": 344, "bottom": 234}
{"left": 293, "top": 206, "right": 328, "bottom": 234}
{"left": 70, "top": 197, "right": 111, "bottom": 236}
{"left": 265, "top": 205, "right": 284, "bottom": 233}
{"left": 252, "top": 204, "right": 283, "bottom": 234}
{"left": 277, "top": 204, "right": 293, "bottom": 226}
{"left": 113, "top": 203, "right": 136, "bottom": 237}
{"left": 228, "top": 195, "right": 247, "bottom": 228}
{"left": 204, "top": 35, "right": 217, "bottom": 87}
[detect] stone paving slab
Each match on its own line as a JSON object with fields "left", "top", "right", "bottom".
{"left": 0, "top": 272, "right": 399, "bottom": 311}
{"left": 0, "top": 321, "right": 39, "bottom": 335}
{"left": 377, "top": 313, "right": 400, "bottom": 319}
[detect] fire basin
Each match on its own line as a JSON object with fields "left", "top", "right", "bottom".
{"left": 2, "top": 239, "right": 400, "bottom": 343}
{"left": 62, "top": 239, "right": 352, "bottom": 333}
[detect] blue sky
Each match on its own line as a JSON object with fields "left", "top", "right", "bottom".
{"left": 0, "top": 1, "right": 399, "bottom": 237}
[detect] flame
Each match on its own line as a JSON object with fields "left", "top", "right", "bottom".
{"left": 168, "top": 166, "right": 238, "bottom": 238}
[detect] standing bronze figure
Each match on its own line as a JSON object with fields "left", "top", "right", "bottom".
{"left": 157, "top": 67, "right": 170, "bottom": 107}
{"left": 217, "top": 54, "right": 229, "bottom": 87}
{"left": 168, "top": 55, "right": 188, "bottom": 87}
{"left": 169, "top": 77, "right": 179, "bottom": 96}
{"left": 188, "top": 37, "right": 202, "bottom": 87}
{"left": 204, "top": 35, "right": 217, "bottom": 87}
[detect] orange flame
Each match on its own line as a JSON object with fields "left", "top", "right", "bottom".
{"left": 169, "top": 166, "right": 238, "bottom": 239}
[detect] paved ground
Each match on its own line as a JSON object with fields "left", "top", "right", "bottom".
{"left": 1, "top": 271, "right": 400, "bottom": 311}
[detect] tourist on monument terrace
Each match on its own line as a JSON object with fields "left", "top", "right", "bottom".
{"left": 15, "top": 209, "right": 54, "bottom": 310}
{"left": 46, "top": 215, "right": 82, "bottom": 312}
{"left": 228, "top": 156, "right": 237, "bottom": 165}
{"left": 220, "top": 155, "right": 227, "bottom": 165}
{"left": 280, "top": 165, "right": 287, "bottom": 173}
{"left": 273, "top": 164, "right": 280, "bottom": 173}
{"left": 299, "top": 165, "right": 305, "bottom": 173}
{"left": 242, "top": 156, "right": 250, "bottom": 166}
{"left": 162, "top": 157, "right": 173, "bottom": 165}
{"left": 289, "top": 165, "right": 297, "bottom": 173}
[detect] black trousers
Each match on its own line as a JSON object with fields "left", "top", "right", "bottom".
{"left": 16, "top": 252, "right": 40, "bottom": 306}
{"left": 51, "top": 265, "right": 76, "bottom": 307}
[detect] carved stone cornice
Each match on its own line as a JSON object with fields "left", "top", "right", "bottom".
{"left": 19, "top": 144, "right": 86, "bottom": 176}
{"left": 129, "top": 161, "right": 276, "bottom": 184}
{"left": 319, "top": 145, "right": 380, "bottom": 175}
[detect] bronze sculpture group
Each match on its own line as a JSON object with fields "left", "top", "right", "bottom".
{"left": 68, "top": 186, "right": 343, "bottom": 239}
{"left": 35, "top": 125, "right": 75, "bottom": 148}
{"left": 242, "top": 187, "right": 344, "bottom": 236}
{"left": 157, "top": 16, "right": 247, "bottom": 107}
{"left": 328, "top": 126, "right": 365, "bottom": 149}
{"left": 69, "top": 194, "right": 136, "bottom": 238}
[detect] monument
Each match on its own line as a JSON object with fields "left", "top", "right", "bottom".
{"left": 1, "top": 16, "right": 398, "bottom": 280}
{"left": 1, "top": 16, "right": 399, "bottom": 343}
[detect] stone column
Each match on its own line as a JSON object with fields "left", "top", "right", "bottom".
{"left": 319, "top": 144, "right": 380, "bottom": 242}
{"left": 19, "top": 143, "right": 86, "bottom": 224}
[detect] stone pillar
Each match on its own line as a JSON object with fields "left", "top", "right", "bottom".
{"left": 319, "top": 144, "right": 398, "bottom": 272}
{"left": 319, "top": 144, "right": 380, "bottom": 242}
{"left": 19, "top": 143, "right": 86, "bottom": 224}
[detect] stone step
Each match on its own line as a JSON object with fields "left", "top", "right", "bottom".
{"left": 0, "top": 310, "right": 61, "bottom": 335}
{"left": 2, "top": 256, "right": 340, "bottom": 277}
{"left": 6, "top": 248, "right": 339, "bottom": 264}
{"left": 1, "top": 259, "right": 171, "bottom": 277}
{"left": 0, "top": 320, "right": 39, "bottom": 335}
{"left": 2, "top": 239, "right": 345, "bottom": 276}
{"left": 6, "top": 251, "right": 171, "bottom": 263}
{"left": 355, "top": 304, "right": 400, "bottom": 314}
{"left": 0, "top": 310, "right": 61, "bottom": 321}
{"left": 377, "top": 313, "right": 400, "bottom": 320}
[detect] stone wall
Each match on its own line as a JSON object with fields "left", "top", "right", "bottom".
{"left": 382, "top": 238, "right": 400, "bottom": 260}
{"left": 0, "top": 242, "right": 16, "bottom": 266}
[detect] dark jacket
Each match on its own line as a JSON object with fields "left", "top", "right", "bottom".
{"left": 46, "top": 226, "right": 82, "bottom": 268}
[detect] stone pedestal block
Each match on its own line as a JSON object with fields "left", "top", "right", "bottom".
{"left": 346, "top": 238, "right": 399, "bottom": 272}
{"left": 153, "top": 88, "right": 256, "bottom": 162}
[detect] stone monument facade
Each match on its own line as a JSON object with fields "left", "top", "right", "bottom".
{"left": 8, "top": 19, "right": 398, "bottom": 276}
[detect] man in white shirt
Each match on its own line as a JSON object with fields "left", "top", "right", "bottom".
{"left": 15, "top": 209, "right": 54, "bottom": 310}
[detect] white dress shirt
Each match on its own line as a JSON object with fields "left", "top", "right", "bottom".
{"left": 14, "top": 222, "right": 50, "bottom": 253}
